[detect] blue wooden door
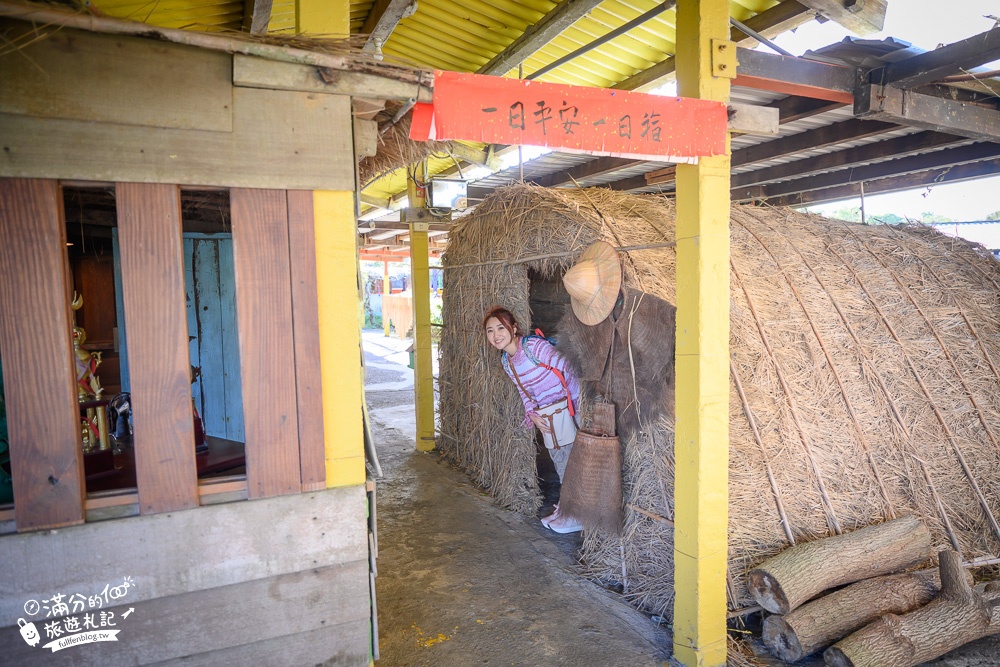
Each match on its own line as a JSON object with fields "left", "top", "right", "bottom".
{"left": 115, "top": 232, "right": 244, "bottom": 441}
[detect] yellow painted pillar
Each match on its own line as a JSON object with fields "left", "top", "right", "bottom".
{"left": 406, "top": 163, "right": 436, "bottom": 451}
{"left": 673, "top": 0, "right": 732, "bottom": 665}
{"left": 383, "top": 260, "right": 391, "bottom": 337}
{"left": 314, "top": 191, "right": 366, "bottom": 486}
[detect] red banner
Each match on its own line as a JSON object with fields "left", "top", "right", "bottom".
{"left": 409, "top": 71, "right": 728, "bottom": 162}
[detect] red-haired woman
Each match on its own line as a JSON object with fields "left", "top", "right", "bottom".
{"left": 482, "top": 306, "right": 582, "bottom": 534}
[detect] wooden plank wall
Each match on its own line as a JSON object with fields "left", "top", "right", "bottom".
{"left": 0, "top": 178, "right": 84, "bottom": 531}
{"left": 0, "top": 486, "right": 370, "bottom": 665}
{"left": 116, "top": 183, "right": 198, "bottom": 514}
{"left": 286, "top": 191, "right": 326, "bottom": 490}
{"left": 231, "top": 189, "right": 301, "bottom": 498}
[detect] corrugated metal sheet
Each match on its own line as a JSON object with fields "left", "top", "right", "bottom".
{"left": 92, "top": 0, "right": 243, "bottom": 31}
{"left": 359, "top": 0, "right": 777, "bottom": 86}
{"left": 268, "top": 0, "right": 297, "bottom": 33}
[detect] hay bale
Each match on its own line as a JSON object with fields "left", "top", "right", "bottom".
{"left": 438, "top": 183, "right": 1000, "bottom": 621}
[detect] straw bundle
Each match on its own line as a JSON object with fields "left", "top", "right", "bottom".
{"left": 359, "top": 111, "right": 454, "bottom": 188}
{"left": 439, "top": 184, "right": 1000, "bottom": 626}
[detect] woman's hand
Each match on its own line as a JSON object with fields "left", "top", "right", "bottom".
{"left": 529, "top": 413, "right": 552, "bottom": 434}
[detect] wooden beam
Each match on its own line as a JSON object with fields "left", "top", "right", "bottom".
{"left": 869, "top": 27, "right": 1000, "bottom": 89}
{"left": 445, "top": 143, "right": 503, "bottom": 170}
{"left": 361, "top": 0, "right": 415, "bottom": 53}
{"left": 855, "top": 84, "right": 1000, "bottom": 142}
{"left": 614, "top": 0, "right": 814, "bottom": 92}
{"left": 741, "top": 141, "right": 1000, "bottom": 200}
{"left": 231, "top": 189, "right": 302, "bottom": 499}
{"left": 733, "top": 48, "right": 856, "bottom": 103}
{"left": 359, "top": 193, "right": 391, "bottom": 209}
{"left": 764, "top": 157, "right": 1000, "bottom": 207}
{"left": 0, "top": 179, "right": 84, "bottom": 532}
{"left": 232, "top": 55, "right": 434, "bottom": 103}
{"left": 116, "top": 182, "right": 199, "bottom": 514}
{"left": 768, "top": 95, "right": 845, "bottom": 123}
{"left": 796, "top": 0, "right": 886, "bottom": 36}
{"left": 477, "top": 0, "right": 606, "bottom": 76}
{"left": 243, "top": 0, "right": 274, "bottom": 35}
{"left": 729, "top": 131, "right": 967, "bottom": 191}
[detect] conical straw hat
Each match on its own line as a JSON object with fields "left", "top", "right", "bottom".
{"left": 562, "top": 241, "right": 622, "bottom": 325}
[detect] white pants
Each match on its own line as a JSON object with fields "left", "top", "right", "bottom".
{"left": 536, "top": 399, "right": 577, "bottom": 482}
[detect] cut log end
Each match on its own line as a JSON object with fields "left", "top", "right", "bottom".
{"left": 823, "top": 645, "right": 853, "bottom": 667}
{"left": 749, "top": 569, "right": 791, "bottom": 614}
{"left": 762, "top": 614, "right": 804, "bottom": 662}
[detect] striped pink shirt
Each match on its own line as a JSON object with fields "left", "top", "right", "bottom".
{"left": 502, "top": 337, "right": 580, "bottom": 427}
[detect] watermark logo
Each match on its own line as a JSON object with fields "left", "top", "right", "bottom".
{"left": 19, "top": 576, "right": 134, "bottom": 653}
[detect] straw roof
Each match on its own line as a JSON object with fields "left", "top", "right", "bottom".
{"left": 439, "top": 184, "right": 1000, "bottom": 622}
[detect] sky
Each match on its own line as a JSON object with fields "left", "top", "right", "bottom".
{"left": 768, "top": 0, "right": 1000, "bottom": 221}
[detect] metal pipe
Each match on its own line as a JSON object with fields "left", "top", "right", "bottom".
{"left": 729, "top": 16, "right": 794, "bottom": 57}
{"left": 528, "top": 1, "right": 677, "bottom": 81}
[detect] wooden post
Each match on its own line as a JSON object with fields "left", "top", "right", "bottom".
{"left": 287, "top": 190, "right": 326, "bottom": 491}
{"left": 407, "top": 162, "right": 436, "bottom": 452}
{"left": 383, "top": 260, "right": 391, "bottom": 337}
{"left": 673, "top": 1, "right": 732, "bottom": 665}
{"left": 231, "top": 189, "right": 301, "bottom": 499}
{"left": 0, "top": 178, "right": 85, "bottom": 531}
{"left": 117, "top": 182, "right": 199, "bottom": 513}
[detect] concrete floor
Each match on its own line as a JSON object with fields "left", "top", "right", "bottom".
{"left": 364, "top": 332, "right": 671, "bottom": 667}
{"left": 362, "top": 331, "right": 1000, "bottom": 667}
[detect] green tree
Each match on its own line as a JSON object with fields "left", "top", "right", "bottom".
{"left": 985, "top": 210, "right": 1000, "bottom": 221}
{"left": 918, "top": 212, "right": 952, "bottom": 223}
{"left": 869, "top": 213, "right": 905, "bottom": 224}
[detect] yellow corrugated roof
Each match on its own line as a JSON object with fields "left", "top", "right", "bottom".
{"left": 92, "top": 0, "right": 244, "bottom": 31}
{"left": 94, "top": 0, "right": 296, "bottom": 32}
{"left": 353, "top": 0, "right": 779, "bottom": 86}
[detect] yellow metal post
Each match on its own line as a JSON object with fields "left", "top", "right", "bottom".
{"left": 673, "top": 0, "right": 732, "bottom": 665}
{"left": 406, "top": 163, "right": 436, "bottom": 451}
{"left": 383, "top": 260, "right": 391, "bottom": 337}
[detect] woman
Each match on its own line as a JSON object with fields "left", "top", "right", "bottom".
{"left": 483, "top": 306, "right": 582, "bottom": 534}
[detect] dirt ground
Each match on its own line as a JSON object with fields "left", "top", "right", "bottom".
{"left": 362, "top": 331, "right": 1000, "bottom": 667}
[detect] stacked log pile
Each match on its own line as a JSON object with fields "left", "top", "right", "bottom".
{"left": 753, "top": 516, "right": 1000, "bottom": 666}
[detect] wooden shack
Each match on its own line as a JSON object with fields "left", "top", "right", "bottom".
{"left": 0, "top": 6, "right": 419, "bottom": 664}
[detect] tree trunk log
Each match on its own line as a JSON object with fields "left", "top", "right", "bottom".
{"left": 763, "top": 570, "right": 945, "bottom": 661}
{"left": 824, "top": 550, "right": 1000, "bottom": 667}
{"left": 748, "top": 516, "right": 932, "bottom": 614}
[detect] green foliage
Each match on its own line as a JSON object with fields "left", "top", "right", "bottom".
{"left": 985, "top": 210, "right": 1000, "bottom": 221}
{"left": 869, "top": 213, "right": 905, "bottom": 224}
{"left": 918, "top": 212, "right": 952, "bottom": 223}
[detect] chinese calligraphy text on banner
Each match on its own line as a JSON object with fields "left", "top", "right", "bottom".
{"left": 409, "top": 71, "right": 728, "bottom": 162}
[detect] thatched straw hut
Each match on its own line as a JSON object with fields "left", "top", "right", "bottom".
{"left": 439, "top": 184, "right": 1000, "bottom": 620}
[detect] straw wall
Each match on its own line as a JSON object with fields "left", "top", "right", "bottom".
{"left": 439, "top": 184, "right": 1000, "bottom": 620}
